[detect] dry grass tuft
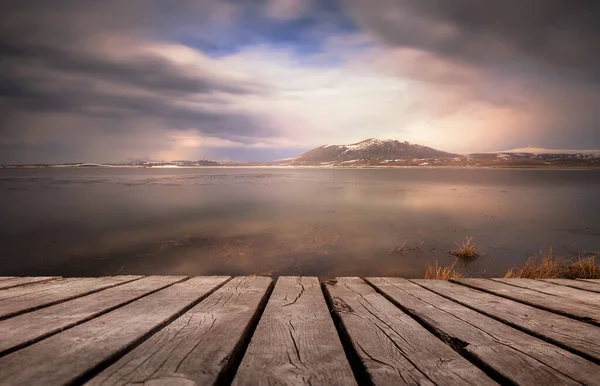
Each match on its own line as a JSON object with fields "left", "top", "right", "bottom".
{"left": 424, "top": 261, "right": 465, "bottom": 280}
{"left": 505, "top": 248, "right": 600, "bottom": 279}
{"left": 563, "top": 255, "right": 600, "bottom": 279}
{"left": 450, "top": 236, "right": 480, "bottom": 259}
{"left": 505, "top": 248, "right": 562, "bottom": 278}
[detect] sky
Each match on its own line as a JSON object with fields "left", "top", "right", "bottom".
{"left": 0, "top": 0, "right": 599, "bottom": 163}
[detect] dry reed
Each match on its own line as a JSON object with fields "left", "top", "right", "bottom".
{"left": 424, "top": 261, "right": 465, "bottom": 280}
{"left": 505, "top": 248, "right": 600, "bottom": 279}
{"left": 450, "top": 236, "right": 480, "bottom": 259}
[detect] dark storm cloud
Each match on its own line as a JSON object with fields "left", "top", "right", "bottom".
{"left": 338, "top": 0, "right": 599, "bottom": 151}
{"left": 0, "top": 57, "right": 274, "bottom": 142}
{"left": 343, "top": 0, "right": 600, "bottom": 80}
{"left": 0, "top": 74, "right": 272, "bottom": 138}
{"left": 0, "top": 0, "right": 263, "bottom": 97}
{"left": 0, "top": 43, "right": 264, "bottom": 96}
{"left": 0, "top": 0, "right": 273, "bottom": 148}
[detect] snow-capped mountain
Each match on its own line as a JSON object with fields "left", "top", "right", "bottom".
{"left": 3, "top": 141, "right": 600, "bottom": 168}
{"left": 287, "top": 139, "right": 457, "bottom": 165}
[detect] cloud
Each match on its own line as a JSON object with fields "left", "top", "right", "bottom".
{"left": 341, "top": 0, "right": 600, "bottom": 80}
{"left": 335, "top": 0, "right": 600, "bottom": 152}
{"left": 0, "top": 1, "right": 288, "bottom": 162}
{"left": 0, "top": 0, "right": 598, "bottom": 163}
{"left": 0, "top": 45, "right": 278, "bottom": 137}
{"left": 264, "top": 0, "right": 312, "bottom": 20}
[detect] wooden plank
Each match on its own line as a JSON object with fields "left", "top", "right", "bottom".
{"left": 0, "top": 276, "right": 230, "bottom": 386}
{"left": 234, "top": 277, "right": 357, "bottom": 386}
{"left": 323, "top": 277, "right": 494, "bottom": 386}
{"left": 541, "top": 278, "right": 600, "bottom": 294}
{"left": 0, "top": 276, "right": 142, "bottom": 319}
{"left": 492, "top": 278, "right": 600, "bottom": 307}
{"left": 367, "top": 277, "right": 600, "bottom": 386}
{"left": 88, "top": 276, "right": 272, "bottom": 386}
{"left": 0, "top": 277, "right": 60, "bottom": 291}
{"left": 412, "top": 279, "right": 600, "bottom": 363}
{"left": 0, "top": 276, "right": 187, "bottom": 355}
{"left": 0, "top": 277, "right": 16, "bottom": 281}
{"left": 454, "top": 278, "right": 600, "bottom": 325}
{"left": 578, "top": 279, "right": 600, "bottom": 284}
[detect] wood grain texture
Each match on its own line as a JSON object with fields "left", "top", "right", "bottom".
{"left": 578, "top": 279, "right": 600, "bottom": 284}
{"left": 234, "top": 277, "right": 357, "bottom": 386}
{"left": 0, "top": 277, "right": 60, "bottom": 290}
{"left": 88, "top": 276, "right": 272, "bottom": 386}
{"left": 413, "top": 279, "right": 600, "bottom": 362}
{"left": 0, "top": 276, "right": 142, "bottom": 319}
{"left": 454, "top": 278, "right": 600, "bottom": 325}
{"left": 541, "top": 279, "right": 600, "bottom": 293}
{"left": 0, "top": 276, "right": 230, "bottom": 386}
{"left": 492, "top": 278, "right": 600, "bottom": 306}
{"left": 0, "top": 276, "right": 187, "bottom": 355}
{"left": 367, "top": 277, "right": 600, "bottom": 386}
{"left": 324, "top": 278, "right": 495, "bottom": 386}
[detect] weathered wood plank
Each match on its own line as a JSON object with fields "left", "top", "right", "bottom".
{"left": 577, "top": 279, "right": 600, "bottom": 284}
{"left": 454, "top": 278, "right": 600, "bottom": 325}
{"left": 541, "top": 278, "right": 600, "bottom": 293}
{"left": 492, "top": 278, "right": 600, "bottom": 307}
{"left": 324, "top": 277, "right": 495, "bottom": 386}
{"left": 0, "top": 276, "right": 142, "bottom": 319}
{"left": 412, "top": 279, "right": 600, "bottom": 362}
{"left": 234, "top": 277, "right": 357, "bottom": 386}
{"left": 0, "top": 277, "right": 60, "bottom": 291}
{"left": 0, "top": 276, "right": 187, "bottom": 355}
{"left": 87, "top": 276, "right": 271, "bottom": 386}
{"left": 0, "top": 276, "right": 230, "bottom": 386}
{"left": 367, "top": 277, "right": 600, "bottom": 386}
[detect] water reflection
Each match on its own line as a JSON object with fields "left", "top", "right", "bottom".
{"left": 0, "top": 168, "right": 598, "bottom": 278}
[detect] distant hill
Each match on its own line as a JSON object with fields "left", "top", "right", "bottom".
{"left": 2, "top": 141, "right": 600, "bottom": 168}
{"left": 283, "top": 139, "right": 457, "bottom": 165}
{"left": 262, "top": 139, "right": 600, "bottom": 167}
{"left": 495, "top": 146, "right": 600, "bottom": 156}
{"left": 7, "top": 160, "right": 225, "bottom": 168}
{"left": 145, "top": 160, "right": 223, "bottom": 167}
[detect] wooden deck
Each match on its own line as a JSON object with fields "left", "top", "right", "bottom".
{"left": 0, "top": 276, "right": 598, "bottom": 385}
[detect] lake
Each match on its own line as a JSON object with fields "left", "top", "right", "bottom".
{"left": 0, "top": 167, "right": 598, "bottom": 278}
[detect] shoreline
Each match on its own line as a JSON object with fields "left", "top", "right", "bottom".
{"left": 2, "top": 164, "right": 600, "bottom": 171}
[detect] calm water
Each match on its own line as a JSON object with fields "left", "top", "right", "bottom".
{"left": 0, "top": 167, "right": 599, "bottom": 278}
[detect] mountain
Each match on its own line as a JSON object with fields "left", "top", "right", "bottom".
{"left": 465, "top": 148, "right": 600, "bottom": 167}
{"left": 285, "top": 139, "right": 457, "bottom": 165}
{"left": 3, "top": 141, "right": 600, "bottom": 168}
{"left": 267, "top": 139, "right": 600, "bottom": 167}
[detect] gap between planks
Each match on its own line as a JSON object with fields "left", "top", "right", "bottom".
{"left": 540, "top": 279, "right": 600, "bottom": 294}
{"left": 366, "top": 277, "right": 600, "bottom": 385}
{"left": 233, "top": 276, "right": 356, "bottom": 386}
{"left": 0, "top": 276, "right": 232, "bottom": 385}
{"left": 452, "top": 278, "right": 600, "bottom": 326}
{"left": 0, "top": 276, "right": 190, "bottom": 356}
{"left": 1, "top": 277, "right": 599, "bottom": 386}
{"left": 324, "top": 277, "right": 496, "bottom": 386}
{"left": 0, "top": 276, "right": 144, "bottom": 320}
{"left": 0, "top": 277, "right": 61, "bottom": 291}
{"left": 410, "top": 279, "right": 600, "bottom": 364}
